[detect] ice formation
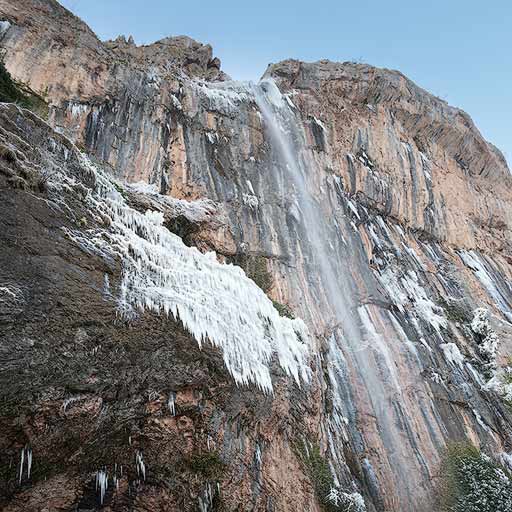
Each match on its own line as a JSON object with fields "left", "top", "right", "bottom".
{"left": 440, "top": 343, "right": 465, "bottom": 368}
{"left": 26, "top": 447, "right": 32, "bottom": 481}
{"left": 378, "top": 268, "right": 446, "bottom": 332}
{"left": 95, "top": 469, "right": 108, "bottom": 504}
{"left": 193, "top": 80, "right": 252, "bottom": 115}
{"left": 471, "top": 308, "right": 500, "bottom": 364}
{"left": 472, "top": 408, "right": 490, "bottom": 432}
{"left": 168, "top": 391, "right": 176, "bottom": 416}
{"left": 485, "top": 370, "right": 512, "bottom": 403}
{"left": 326, "top": 486, "right": 366, "bottom": 511}
{"left": 67, "top": 101, "right": 89, "bottom": 119}
{"left": 18, "top": 446, "right": 32, "bottom": 485}
{"left": 0, "top": 20, "right": 11, "bottom": 38}
{"left": 198, "top": 482, "right": 217, "bottom": 512}
{"left": 500, "top": 452, "right": 512, "bottom": 472}
{"left": 326, "top": 486, "right": 342, "bottom": 506}
{"left": 18, "top": 448, "right": 24, "bottom": 485}
{"left": 242, "top": 192, "right": 259, "bottom": 209}
{"left": 60, "top": 155, "right": 310, "bottom": 393}
{"left": 135, "top": 451, "right": 146, "bottom": 481}
{"left": 460, "top": 251, "right": 512, "bottom": 321}
{"left": 127, "top": 181, "right": 217, "bottom": 223}
{"left": 470, "top": 308, "right": 512, "bottom": 403}
{"left": 0, "top": 284, "right": 24, "bottom": 315}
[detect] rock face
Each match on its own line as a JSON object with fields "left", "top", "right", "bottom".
{"left": 0, "top": 103, "right": 319, "bottom": 512}
{"left": 1, "top": 1, "right": 512, "bottom": 511}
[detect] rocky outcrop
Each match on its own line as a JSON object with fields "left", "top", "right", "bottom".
{"left": 265, "top": 59, "right": 512, "bottom": 252}
{"left": 0, "top": 103, "right": 320, "bottom": 512}
{"left": 1, "top": 1, "right": 512, "bottom": 512}
{"left": 0, "top": 0, "right": 226, "bottom": 186}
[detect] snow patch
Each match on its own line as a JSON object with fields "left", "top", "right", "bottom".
{"left": 440, "top": 343, "right": 464, "bottom": 367}
{"left": 0, "top": 20, "right": 11, "bottom": 38}
{"left": 471, "top": 308, "right": 500, "bottom": 364}
{"left": 127, "top": 181, "right": 217, "bottom": 224}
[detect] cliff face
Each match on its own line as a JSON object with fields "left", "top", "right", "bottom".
{"left": 1, "top": 1, "right": 512, "bottom": 512}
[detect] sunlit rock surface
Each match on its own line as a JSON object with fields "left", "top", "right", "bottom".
{"left": 1, "top": 1, "right": 512, "bottom": 511}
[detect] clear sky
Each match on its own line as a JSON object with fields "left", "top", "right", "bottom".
{"left": 59, "top": 0, "right": 510, "bottom": 165}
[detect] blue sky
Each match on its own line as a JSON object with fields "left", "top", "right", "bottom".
{"left": 59, "top": 0, "right": 510, "bottom": 165}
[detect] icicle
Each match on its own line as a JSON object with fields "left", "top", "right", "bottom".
{"left": 95, "top": 468, "right": 108, "bottom": 505}
{"left": 58, "top": 154, "right": 311, "bottom": 394}
{"left": 198, "top": 482, "right": 214, "bottom": 512}
{"left": 168, "top": 391, "right": 176, "bottom": 416}
{"left": 112, "top": 463, "right": 118, "bottom": 492}
{"left": 18, "top": 447, "right": 24, "bottom": 485}
{"left": 26, "top": 447, "right": 32, "bottom": 480}
{"left": 135, "top": 451, "right": 146, "bottom": 481}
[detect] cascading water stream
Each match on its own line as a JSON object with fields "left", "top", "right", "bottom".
{"left": 251, "top": 78, "right": 429, "bottom": 506}
{"left": 252, "top": 80, "right": 360, "bottom": 344}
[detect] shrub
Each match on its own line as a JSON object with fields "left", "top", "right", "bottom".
{"left": 186, "top": 452, "right": 225, "bottom": 480}
{"left": 295, "top": 440, "right": 365, "bottom": 511}
{"left": 229, "top": 254, "right": 272, "bottom": 293}
{"left": 296, "top": 441, "right": 334, "bottom": 504}
{"left": 437, "top": 443, "right": 512, "bottom": 512}
{"left": 471, "top": 308, "right": 500, "bottom": 375}
{"left": 271, "top": 300, "right": 295, "bottom": 319}
{"left": 438, "top": 297, "right": 471, "bottom": 325}
{"left": 0, "top": 60, "right": 48, "bottom": 118}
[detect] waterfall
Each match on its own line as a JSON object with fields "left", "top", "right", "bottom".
{"left": 251, "top": 78, "right": 427, "bottom": 506}
{"left": 252, "top": 80, "right": 361, "bottom": 344}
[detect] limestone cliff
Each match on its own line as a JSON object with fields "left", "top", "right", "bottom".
{"left": 1, "top": 1, "right": 512, "bottom": 511}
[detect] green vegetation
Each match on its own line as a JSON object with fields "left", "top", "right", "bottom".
{"left": 295, "top": 440, "right": 342, "bottom": 511}
{"left": 0, "top": 60, "right": 48, "bottom": 118}
{"left": 186, "top": 451, "right": 226, "bottom": 480}
{"left": 437, "top": 442, "right": 512, "bottom": 512}
{"left": 229, "top": 253, "right": 273, "bottom": 294}
{"left": 438, "top": 297, "right": 471, "bottom": 325}
{"left": 271, "top": 300, "right": 295, "bottom": 319}
{"left": 229, "top": 253, "right": 297, "bottom": 319}
{"left": 112, "top": 181, "right": 128, "bottom": 199}
{"left": 294, "top": 439, "right": 365, "bottom": 511}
